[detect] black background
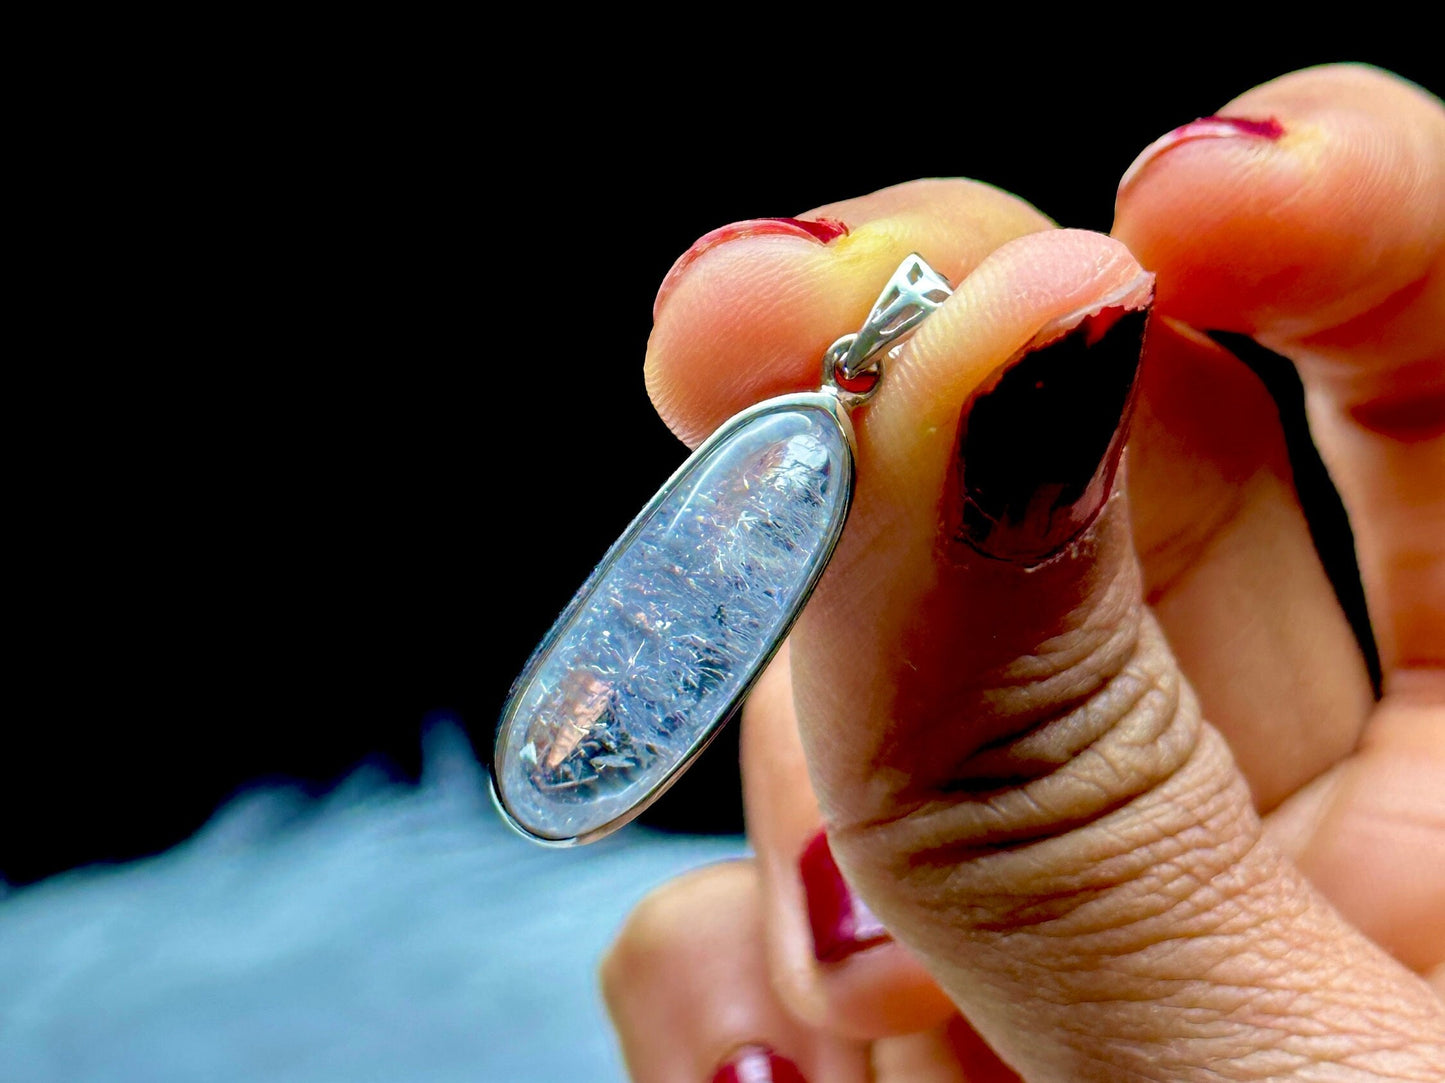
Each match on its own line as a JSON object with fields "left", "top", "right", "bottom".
{"left": 6, "top": 44, "right": 1438, "bottom": 884}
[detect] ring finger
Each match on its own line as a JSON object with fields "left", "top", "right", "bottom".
{"left": 601, "top": 859, "right": 871, "bottom": 1083}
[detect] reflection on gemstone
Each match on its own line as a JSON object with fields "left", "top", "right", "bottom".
{"left": 527, "top": 670, "right": 612, "bottom": 775}
{"left": 496, "top": 403, "right": 852, "bottom": 842}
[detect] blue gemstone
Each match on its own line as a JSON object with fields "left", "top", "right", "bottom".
{"left": 493, "top": 397, "right": 854, "bottom": 842}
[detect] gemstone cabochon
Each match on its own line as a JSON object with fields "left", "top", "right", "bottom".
{"left": 494, "top": 403, "right": 852, "bottom": 841}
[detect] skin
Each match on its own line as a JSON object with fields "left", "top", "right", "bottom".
{"left": 601, "top": 65, "right": 1445, "bottom": 1081}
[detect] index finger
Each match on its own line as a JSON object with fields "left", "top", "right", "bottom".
{"left": 1114, "top": 62, "right": 1445, "bottom": 676}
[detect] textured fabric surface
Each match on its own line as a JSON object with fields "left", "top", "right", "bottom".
{"left": 0, "top": 724, "right": 748, "bottom": 1082}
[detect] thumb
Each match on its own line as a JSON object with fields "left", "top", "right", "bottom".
{"left": 786, "top": 229, "right": 1445, "bottom": 1078}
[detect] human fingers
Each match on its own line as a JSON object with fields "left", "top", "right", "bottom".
{"left": 645, "top": 177, "right": 1052, "bottom": 448}
{"left": 1113, "top": 62, "right": 1445, "bottom": 674}
{"left": 601, "top": 860, "right": 873, "bottom": 1083}
{"left": 1263, "top": 692, "right": 1445, "bottom": 978}
{"left": 1123, "top": 317, "right": 1375, "bottom": 810}
{"left": 735, "top": 328, "right": 1374, "bottom": 1048}
{"left": 1114, "top": 62, "right": 1445, "bottom": 974}
{"left": 603, "top": 858, "right": 1023, "bottom": 1082}
{"left": 645, "top": 183, "right": 1049, "bottom": 1043}
{"left": 739, "top": 646, "right": 958, "bottom": 1040}
{"left": 653, "top": 224, "right": 1445, "bottom": 1078}
{"left": 653, "top": 180, "right": 1373, "bottom": 1007}
{"left": 808, "top": 228, "right": 1443, "bottom": 1077}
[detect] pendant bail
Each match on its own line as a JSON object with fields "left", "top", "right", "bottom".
{"left": 835, "top": 253, "right": 953, "bottom": 381}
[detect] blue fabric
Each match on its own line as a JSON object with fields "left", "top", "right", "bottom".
{"left": 0, "top": 724, "right": 748, "bottom": 1082}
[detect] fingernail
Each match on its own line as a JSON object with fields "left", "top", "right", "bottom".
{"left": 1118, "top": 114, "right": 1285, "bottom": 195}
{"left": 712, "top": 1044, "right": 808, "bottom": 1083}
{"left": 954, "top": 301, "right": 1151, "bottom": 564}
{"left": 799, "top": 829, "right": 890, "bottom": 965}
{"left": 654, "top": 216, "right": 849, "bottom": 319}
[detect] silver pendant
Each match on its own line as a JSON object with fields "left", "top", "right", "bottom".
{"left": 491, "top": 254, "right": 953, "bottom": 845}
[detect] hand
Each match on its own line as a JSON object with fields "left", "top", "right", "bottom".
{"left": 602, "top": 65, "right": 1445, "bottom": 1082}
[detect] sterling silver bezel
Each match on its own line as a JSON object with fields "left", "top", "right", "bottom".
{"left": 490, "top": 390, "right": 858, "bottom": 847}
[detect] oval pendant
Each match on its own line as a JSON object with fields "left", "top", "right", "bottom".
{"left": 491, "top": 253, "right": 953, "bottom": 847}
{"left": 492, "top": 393, "right": 855, "bottom": 844}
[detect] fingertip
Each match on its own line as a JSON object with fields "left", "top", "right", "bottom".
{"left": 1112, "top": 63, "right": 1445, "bottom": 336}
{"left": 643, "top": 179, "right": 1054, "bottom": 447}
{"left": 643, "top": 224, "right": 894, "bottom": 446}
{"left": 603, "top": 860, "right": 873, "bottom": 1083}
{"left": 864, "top": 228, "right": 1153, "bottom": 484}
{"left": 653, "top": 216, "right": 852, "bottom": 324}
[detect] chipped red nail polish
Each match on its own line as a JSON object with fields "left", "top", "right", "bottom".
{"left": 654, "top": 216, "right": 848, "bottom": 318}
{"left": 1192, "top": 114, "right": 1285, "bottom": 140}
{"left": 769, "top": 216, "right": 849, "bottom": 244}
{"left": 799, "top": 829, "right": 890, "bottom": 965}
{"left": 1118, "top": 114, "right": 1284, "bottom": 194}
{"left": 712, "top": 1044, "right": 808, "bottom": 1083}
{"left": 954, "top": 303, "right": 1151, "bottom": 564}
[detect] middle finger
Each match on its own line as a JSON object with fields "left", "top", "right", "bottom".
{"left": 742, "top": 647, "right": 956, "bottom": 1039}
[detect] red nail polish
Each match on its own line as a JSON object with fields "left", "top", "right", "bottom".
{"left": 799, "top": 829, "right": 890, "bottom": 965}
{"left": 1191, "top": 114, "right": 1285, "bottom": 140}
{"left": 654, "top": 216, "right": 849, "bottom": 319}
{"left": 1119, "top": 114, "right": 1284, "bottom": 194}
{"left": 712, "top": 1044, "right": 808, "bottom": 1083}
{"left": 954, "top": 301, "right": 1151, "bottom": 564}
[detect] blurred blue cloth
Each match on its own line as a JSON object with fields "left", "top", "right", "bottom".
{"left": 0, "top": 724, "right": 748, "bottom": 1082}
